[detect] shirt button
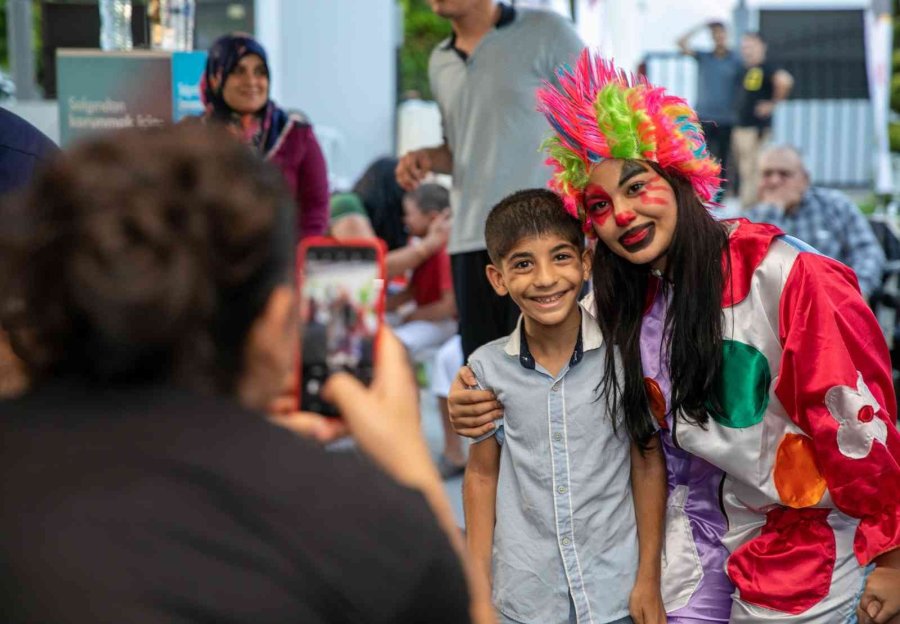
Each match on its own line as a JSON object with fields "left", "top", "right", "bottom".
{"left": 557, "top": 486, "right": 567, "bottom": 494}
{"left": 551, "top": 382, "right": 560, "bottom": 392}
{"left": 562, "top": 537, "right": 571, "bottom": 546}
{"left": 553, "top": 432, "right": 562, "bottom": 441}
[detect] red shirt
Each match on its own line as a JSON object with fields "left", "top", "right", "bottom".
{"left": 410, "top": 246, "right": 453, "bottom": 306}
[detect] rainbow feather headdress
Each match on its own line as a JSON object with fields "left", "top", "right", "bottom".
{"left": 536, "top": 50, "right": 721, "bottom": 230}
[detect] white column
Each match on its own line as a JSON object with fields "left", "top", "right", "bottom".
{"left": 260, "top": 0, "right": 396, "bottom": 189}
{"left": 254, "top": 0, "right": 283, "bottom": 103}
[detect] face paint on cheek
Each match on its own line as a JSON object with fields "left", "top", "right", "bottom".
{"left": 643, "top": 176, "right": 672, "bottom": 195}
{"left": 639, "top": 195, "right": 671, "bottom": 207}
{"left": 584, "top": 185, "right": 614, "bottom": 228}
{"left": 591, "top": 209, "right": 613, "bottom": 227}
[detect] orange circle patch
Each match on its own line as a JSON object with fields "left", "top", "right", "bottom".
{"left": 774, "top": 433, "right": 826, "bottom": 508}
{"left": 644, "top": 377, "right": 668, "bottom": 429}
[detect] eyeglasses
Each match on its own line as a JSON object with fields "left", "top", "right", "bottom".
{"left": 761, "top": 169, "right": 797, "bottom": 180}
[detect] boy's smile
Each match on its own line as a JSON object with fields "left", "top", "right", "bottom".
{"left": 486, "top": 234, "right": 590, "bottom": 329}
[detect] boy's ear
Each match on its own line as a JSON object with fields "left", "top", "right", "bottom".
{"left": 485, "top": 263, "right": 508, "bottom": 297}
{"left": 581, "top": 248, "right": 592, "bottom": 281}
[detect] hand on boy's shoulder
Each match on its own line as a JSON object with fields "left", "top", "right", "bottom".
{"left": 448, "top": 364, "right": 503, "bottom": 439}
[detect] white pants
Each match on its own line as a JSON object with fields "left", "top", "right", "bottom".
{"left": 430, "top": 334, "right": 463, "bottom": 398}
{"left": 393, "top": 319, "right": 458, "bottom": 363}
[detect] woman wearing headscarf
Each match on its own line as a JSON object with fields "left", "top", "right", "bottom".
{"left": 201, "top": 32, "right": 329, "bottom": 240}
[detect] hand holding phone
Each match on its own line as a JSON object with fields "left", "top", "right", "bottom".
{"left": 296, "top": 238, "right": 385, "bottom": 416}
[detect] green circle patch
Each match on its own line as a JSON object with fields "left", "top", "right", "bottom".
{"left": 705, "top": 339, "right": 771, "bottom": 428}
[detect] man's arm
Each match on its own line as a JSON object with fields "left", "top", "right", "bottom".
{"left": 628, "top": 436, "right": 667, "bottom": 624}
{"left": 676, "top": 24, "right": 705, "bottom": 57}
{"left": 754, "top": 68, "right": 794, "bottom": 120}
{"left": 396, "top": 143, "right": 453, "bottom": 190}
{"left": 405, "top": 288, "right": 456, "bottom": 323}
{"left": 464, "top": 437, "right": 501, "bottom": 588}
{"left": 386, "top": 212, "right": 451, "bottom": 279}
{"left": 424, "top": 143, "right": 453, "bottom": 174}
{"left": 839, "top": 197, "right": 885, "bottom": 299}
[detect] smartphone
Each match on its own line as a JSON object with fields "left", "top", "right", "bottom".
{"left": 296, "top": 237, "right": 386, "bottom": 416}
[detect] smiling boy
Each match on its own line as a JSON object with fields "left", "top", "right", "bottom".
{"left": 463, "top": 189, "right": 666, "bottom": 624}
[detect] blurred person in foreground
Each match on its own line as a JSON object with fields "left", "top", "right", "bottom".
{"left": 200, "top": 32, "right": 329, "bottom": 240}
{"left": 0, "top": 107, "right": 58, "bottom": 197}
{"left": 396, "top": 0, "right": 583, "bottom": 362}
{"left": 677, "top": 20, "right": 742, "bottom": 187}
{"left": 0, "top": 107, "right": 58, "bottom": 398}
{"left": 732, "top": 32, "right": 793, "bottom": 208}
{"left": 0, "top": 125, "right": 491, "bottom": 624}
{"left": 745, "top": 144, "right": 885, "bottom": 299}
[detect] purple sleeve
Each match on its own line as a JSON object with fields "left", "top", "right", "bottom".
{"left": 295, "top": 126, "right": 330, "bottom": 239}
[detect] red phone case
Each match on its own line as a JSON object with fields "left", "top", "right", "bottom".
{"left": 295, "top": 237, "right": 387, "bottom": 412}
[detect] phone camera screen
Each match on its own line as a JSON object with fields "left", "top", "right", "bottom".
{"left": 300, "top": 245, "right": 381, "bottom": 416}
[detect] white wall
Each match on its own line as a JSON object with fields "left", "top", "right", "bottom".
{"left": 255, "top": 0, "right": 398, "bottom": 189}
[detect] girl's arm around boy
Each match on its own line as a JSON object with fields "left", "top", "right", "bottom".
{"left": 629, "top": 436, "right": 667, "bottom": 624}
{"left": 464, "top": 437, "right": 501, "bottom": 591}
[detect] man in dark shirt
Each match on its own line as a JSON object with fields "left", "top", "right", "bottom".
{"left": 0, "top": 107, "right": 58, "bottom": 196}
{"left": 678, "top": 21, "right": 743, "bottom": 186}
{"left": 732, "top": 32, "right": 793, "bottom": 207}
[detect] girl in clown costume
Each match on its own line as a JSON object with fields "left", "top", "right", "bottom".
{"left": 448, "top": 50, "right": 900, "bottom": 623}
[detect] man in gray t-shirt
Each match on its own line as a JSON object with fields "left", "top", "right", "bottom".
{"left": 677, "top": 20, "right": 742, "bottom": 186}
{"left": 396, "top": 1, "right": 583, "bottom": 362}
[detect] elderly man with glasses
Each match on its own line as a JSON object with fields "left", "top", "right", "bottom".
{"left": 745, "top": 144, "right": 886, "bottom": 299}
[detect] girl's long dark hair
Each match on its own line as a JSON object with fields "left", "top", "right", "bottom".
{"left": 593, "top": 163, "right": 729, "bottom": 449}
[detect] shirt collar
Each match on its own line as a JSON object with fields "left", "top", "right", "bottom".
{"left": 443, "top": 2, "right": 516, "bottom": 57}
{"left": 504, "top": 298, "right": 603, "bottom": 369}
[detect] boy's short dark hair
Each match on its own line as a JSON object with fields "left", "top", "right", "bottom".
{"left": 406, "top": 183, "right": 449, "bottom": 214}
{"left": 485, "top": 189, "right": 584, "bottom": 264}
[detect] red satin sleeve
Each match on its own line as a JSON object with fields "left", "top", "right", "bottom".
{"left": 776, "top": 251, "right": 900, "bottom": 564}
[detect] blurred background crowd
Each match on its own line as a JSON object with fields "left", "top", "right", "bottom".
{"left": 4, "top": 0, "right": 900, "bottom": 475}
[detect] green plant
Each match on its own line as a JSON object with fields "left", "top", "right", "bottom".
{"left": 398, "top": 0, "right": 451, "bottom": 100}
{"left": 0, "top": 0, "right": 8, "bottom": 71}
{"left": 891, "top": 120, "right": 900, "bottom": 152}
{"left": 0, "top": 0, "right": 42, "bottom": 75}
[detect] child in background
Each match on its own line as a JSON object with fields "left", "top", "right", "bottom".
{"left": 387, "top": 183, "right": 457, "bottom": 361}
{"left": 464, "top": 189, "right": 666, "bottom": 624}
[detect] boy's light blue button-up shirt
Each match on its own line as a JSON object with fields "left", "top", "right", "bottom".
{"left": 469, "top": 303, "right": 637, "bottom": 624}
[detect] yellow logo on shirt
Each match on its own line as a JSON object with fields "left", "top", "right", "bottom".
{"left": 744, "top": 67, "right": 763, "bottom": 91}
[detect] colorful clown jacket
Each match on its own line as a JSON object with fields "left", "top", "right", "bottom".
{"left": 639, "top": 219, "right": 900, "bottom": 623}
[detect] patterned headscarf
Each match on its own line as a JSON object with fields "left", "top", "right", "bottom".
{"left": 536, "top": 49, "right": 721, "bottom": 231}
{"left": 201, "top": 32, "right": 288, "bottom": 154}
